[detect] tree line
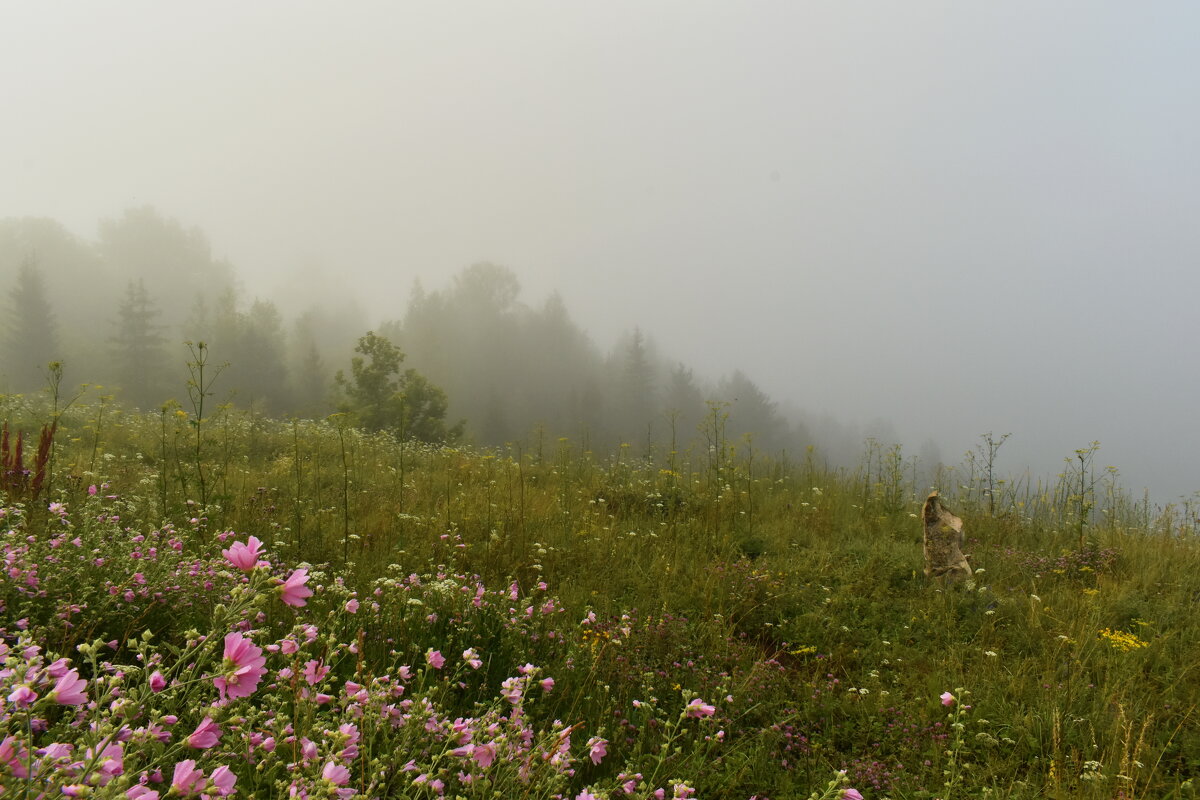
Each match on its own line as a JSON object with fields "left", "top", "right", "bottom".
{"left": 2, "top": 207, "right": 839, "bottom": 458}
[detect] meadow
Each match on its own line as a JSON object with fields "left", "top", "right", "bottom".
{"left": 1, "top": 391, "right": 1198, "bottom": 799}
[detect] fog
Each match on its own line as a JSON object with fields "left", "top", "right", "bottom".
{"left": 3, "top": 2, "right": 1199, "bottom": 501}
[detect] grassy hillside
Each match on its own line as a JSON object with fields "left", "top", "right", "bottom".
{"left": 1, "top": 393, "right": 1198, "bottom": 798}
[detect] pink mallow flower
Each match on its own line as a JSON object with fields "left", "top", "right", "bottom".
{"left": 587, "top": 736, "right": 608, "bottom": 765}
{"left": 86, "top": 741, "right": 124, "bottom": 786}
{"left": 684, "top": 698, "right": 716, "bottom": 718}
{"left": 940, "top": 692, "right": 956, "bottom": 707}
{"left": 500, "top": 677, "right": 523, "bottom": 705}
{"left": 47, "top": 657, "right": 72, "bottom": 679}
{"left": 278, "top": 568, "right": 314, "bottom": 607}
{"left": 426, "top": 649, "right": 446, "bottom": 670}
{"left": 0, "top": 736, "right": 30, "bottom": 779}
{"left": 303, "top": 660, "right": 330, "bottom": 686}
{"left": 344, "top": 598, "right": 359, "bottom": 614}
{"left": 208, "top": 765, "right": 237, "bottom": 796}
{"left": 213, "top": 632, "right": 267, "bottom": 702}
{"left": 473, "top": 742, "right": 497, "bottom": 769}
{"left": 187, "top": 717, "right": 221, "bottom": 749}
{"left": 842, "top": 790, "right": 864, "bottom": 800}
{"left": 172, "top": 759, "right": 206, "bottom": 796}
{"left": 301, "top": 739, "right": 319, "bottom": 761}
{"left": 149, "top": 671, "right": 166, "bottom": 693}
{"left": 323, "top": 761, "right": 350, "bottom": 785}
{"left": 221, "top": 535, "right": 266, "bottom": 571}
{"left": 51, "top": 669, "right": 88, "bottom": 705}
{"left": 7, "top": 685, "right": 36, "bottom": 707}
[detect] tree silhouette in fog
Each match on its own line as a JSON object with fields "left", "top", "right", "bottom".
{"left": 336, "top": 331, "right": 462, "bottom": 443}
{"left": 109, "top": 279, "right": 169, "bottom": 409}
{"left": 3, "top": 258, "right": 60, "bottom": 392}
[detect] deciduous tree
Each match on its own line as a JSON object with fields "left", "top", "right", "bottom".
{"left": 335, "top": 331, "right": 461, "bottom": 443}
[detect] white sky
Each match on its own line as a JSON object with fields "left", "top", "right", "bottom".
{"left": 3, "top": 1, "right": 1199, "bottom": 499}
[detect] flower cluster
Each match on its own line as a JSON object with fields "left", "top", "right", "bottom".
{"left": 0, "top": 523, "right": 733, "bottom": 798}
{"left": 1098, "top": 627, "right": 1150, "bottom": 652}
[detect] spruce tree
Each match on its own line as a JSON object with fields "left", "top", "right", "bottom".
{"left": 3, "top": 258, "right": 60, "bottom": 392}
{"left": 110, "top": 278, "right": 169, "bottom": 409}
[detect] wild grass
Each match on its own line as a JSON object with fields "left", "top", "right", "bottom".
{"left": 1, "top": 391, "right": 1198, "bottom": 798}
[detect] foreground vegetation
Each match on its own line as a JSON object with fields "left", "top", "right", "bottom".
{"left": 2, "top": 391, "right": 1199, "bottom": 798}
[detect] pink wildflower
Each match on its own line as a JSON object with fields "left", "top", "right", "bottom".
{"left": 213, "top": 632, "right": 267, "bottom": 702}
{"left": 684, "top": 698, "right": 716, "bottom": 718}
{"left": 842, "top": 790, "right": 864, "bottom": 800}
{"left": 940, "top": 691, "right": 956, "bottom": 707}
{"left": 323, "top": 761, "right": 350, "bottom": 785}
{"left": 208, "top": 765, "right": 237, "bottom": 796}
{"left": 587, "top": 736, "right": 608, "bottom": 765}
{"left": 127, "top": 786, "right": 160, "bottom": 799}
{"left": 51, "top": 669, "right": 88, "bottom": 705}
{"left": 187, "top": 717, "right": 221, "bottom": 749}
{"left": 39, "top": 741, "right": 74, "bottom": 762}
{"left": 344, "top": 598, "right": 359, "bottom": 614}
{"left": 303, "top": 660, "right": 329, "bottom": 685}
{"left": 338, "top": 723, "right": 360, "bottom": 760}
{"left": 87, "top": 741, "right": 124, "bottom": 785}
{"left": 472, "top": 742, "right": 497, "bottom": 769}
{"left": 426, "top": 649, "right": 446, "bottom": 669}
{"left": 7, "top": 685, "right": 36, "bottom": 707}
{"left": 221, "top": 536, "right": 265, "bottom": 571}
{"left": 540, "top": 677, "right": 555, "bottom": 693}
{"left": 278, "top": 568, "right": 314, "bottom": 607}
{"left": 0, "top": 735, "right": 30, "bottom": 778}
{"left": 463, "top": 648, "right": 482, "bottom": 669}
{"left": 149, "top": 671, "right": 166, "bottom": 693}
{"left": 172, "top": 759, "right": 205, "bottom": 795}
{"left": 500, "top": 677, "right": 523, "bottom": 704}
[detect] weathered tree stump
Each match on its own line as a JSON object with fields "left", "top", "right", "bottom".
{"left": 922, "top": 491, "right": 972, "bottom": 583}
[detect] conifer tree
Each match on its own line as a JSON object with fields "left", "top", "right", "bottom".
{"left": 662, "top": 363, "right": 706, "bottom": 450}
{"left": 110, "top": 278, "right": 169, "bottom": 409}
{"left": 614, "top": 327, "right": 658, "bottom": 446}
{"left": 3, "top": 258, "right": 60, "bottom": 391}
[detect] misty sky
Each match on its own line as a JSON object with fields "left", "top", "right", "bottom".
{"left": 3, "top": 2, "right": 1199, "bottom": 500}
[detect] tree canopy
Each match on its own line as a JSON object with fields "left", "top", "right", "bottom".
{"left": 335, "top": 331, "right": 462, "bottom": 444}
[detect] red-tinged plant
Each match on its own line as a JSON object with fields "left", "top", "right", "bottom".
{"left": 0, "top": 423, "right": 27, "bottom": 496}
{"left": 30, "top": 420, "right": 57, "bottom": 501}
